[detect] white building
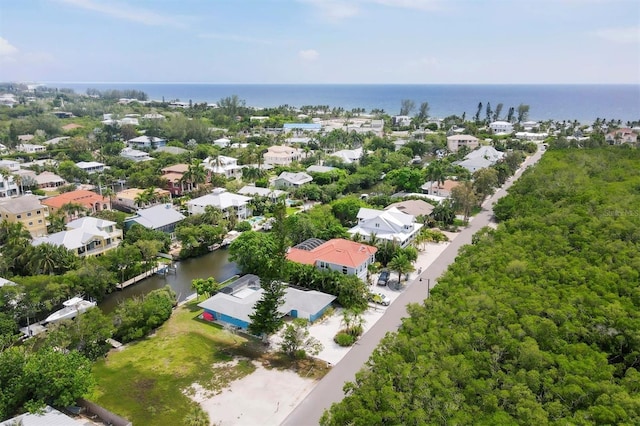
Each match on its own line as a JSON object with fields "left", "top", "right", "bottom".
{"left": 454, "top": 146, "right": 505, "bottom": 173}
{"left": 514, "top": 132, "right": 549, "bottom": 141}
{"left": 330, "top": 147, "right": 363, "bottom": 164}
{"left": 274, "top": 172, "right": 313, "bottom": 189}
{"left": 237, "top": 185, "right": 287, "bottom": 201}
{"left": 348, "top": 207, "right": 423, "bottom": 248}
{"left": 120, "top": 147, "right": 153, "bottom": 162}
{"left": 33, "top": 217, "right": 122, "bottom": 257}
{"left": 75, "top": 161, "right": 106, "bottom": 174}
{"left": 187, "top": 188, "right": 252, "bottom": 219}
{"left": 17, "top": 144, "right": 46, "bottom": 153}
{"left": 203, "top": 155, "right": 242, "bottom": 179}
{"left": 489, "top": 121, "right": 514, "bottom": 134}
{"left": 213, "top": 137, "right": 231, "bottom": 148}
{"left": 127, "top": 136, "right": 167, "bottom": 149}
{"left": 0, "top": 173, "right": 20, "bottom": 198}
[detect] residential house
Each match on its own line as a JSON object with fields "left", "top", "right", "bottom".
{"left": 274, "top": 171, "right": 313, "bottom": 189}
{"left": 286, "top": 238, "right": 378, "bottom": 281}
{"left": 489, "top": 121, "right": 514, "bottom": 134}
{"left": 237, "top": 185, "right": 287, "bottom": 202}
{"left": 113, "top": 188, "right": 171, "bottom": 211}
{"left": 392, "top": 116, "right": 412, "bottom": 127}
{"left": 160, "top": 163, "right": 205, "bottom": 196}
{"left": 0, "top": 159, "right": 21, "bottom": 172}
{"left": 42, "top": 190, "right": 111, "bottom": 218}
{"left": 34, "top": 171, "right": 66, "bottom": 189}
{"left": 283, "top": 123, "right": 322, "bottom": 135}
{"left": 187, "top": 188, "right": 252, "bottom": 220}
{"left": 446, "top": 134, "right": 479, "bottom": 152}
{"left": 1, "top": 405, "right": 82, "bottom": 426}
{"left": 514, "top": 132, "right": 549, "bottom": 141}
{"left": 348, "top": 207, "right": 423, "bottom": 248}
{"left": 385, "top": 199, "right": 434, "bottom": 217}
{"left": 17, "top": 135, "right": 34, "bottom": 143}
{"left": 0, "top": 195, "right": 49, "bottom": 237}
{"left": 120, "top": 147, "right": 153, "bottom": 162}
{"left": 17, "top": 143, "right": 46, "bottom": 153}
{"left": 420, "top": 179, "right": 461, "bottom": 197}
{"left": 263, "top": 145, "right": 302, "bottom": 166}
{"left": 198, "top": 274, "right": 335, "bottom": 330}
{"left": 213, "top": 137, "right": 231, "bottom": 148}
{"left": 203, "top": 155, "right": 242, "bottom": 179}
{"left": 75, "top": 161, "right": 106, "bottom": 174}
{"left": 32, "top": 217, "right": 122, "bottom": 257}
{"left": 124, "top": 203, "right": 185, "bottom": 234}
{"left": 454, "top": 146, "right": 505, "bottom": 173}
{"left": 127, "top": 136, "right": 167, "bottom": 149}
{"left": 0, "top": 173, "right": 20, "bottom": 198}
{"left": 605, "top": 128, "right": 637, "bottom": 145}
{"left": 329, "top": 147, "right": 363, "bottom": 164}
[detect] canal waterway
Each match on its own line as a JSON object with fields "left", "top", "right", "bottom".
{"left": 99, "top": 248, "right": 240, "bottom": 314}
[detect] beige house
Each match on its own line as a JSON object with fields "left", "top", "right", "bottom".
{"left": 0, "top": 195, "right": 49, "bottom": 237}
{"left": 114, "top": 188, "right": 171, "bottom": 211}
{"left": 263, "top": 145, "right": 302, "bottom": 166}
{"left": 32, "top": 217, "right": 122, "bottom": 257}
{"left": 446, "top": 135, "right": 479, "bottom": 152}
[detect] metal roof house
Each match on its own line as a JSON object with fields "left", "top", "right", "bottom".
{"left": 198, "top": 274, "right": 336, "bottom": 330}
{"left": 124, "top": 203, "right": 186, "bottom": 233}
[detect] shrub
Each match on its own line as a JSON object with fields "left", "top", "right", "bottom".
{"left": 334, "top": 331, "right": 356, "bottom": 347}
{"left": 235, "top": 221, "right": 252, "bottom": 232}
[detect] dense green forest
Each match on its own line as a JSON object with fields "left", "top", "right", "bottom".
{"left": 321, "top": 147, "right": 640, "bottom": 425}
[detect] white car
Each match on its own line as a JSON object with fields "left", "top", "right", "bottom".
{"left": 370, "top": 292, "right": 391, "bottom": 306}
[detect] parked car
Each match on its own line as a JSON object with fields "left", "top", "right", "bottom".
{"left": 370, "top": 292, "right": 391, "bottom": 306}
{"left": 377, "top": 269, "right": 390, "bottom": 286}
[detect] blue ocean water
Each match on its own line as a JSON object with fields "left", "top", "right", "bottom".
{"left": 52, "top": 83, "right": 639, "bottom": 123}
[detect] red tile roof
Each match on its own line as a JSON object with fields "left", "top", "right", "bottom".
{"left": 42, "top": 190, "right": 108, "bottom": 209}
{"left": 286, "top": 238, "right": 377, "bottom": 268}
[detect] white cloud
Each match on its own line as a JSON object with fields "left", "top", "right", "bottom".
{"left": 594, "top": 26, "right": 640, "bottom": 44}
{"left": 302, "top": 0, "right": 360, "bottom": 20}
{"left": 57, "top": 0, "right": 188, "bottom": 28}
{"left": 199, "top": 33, "right": 273, "bottom": 45}
{"left": 299, "top": 49, "right": 320, "bottom": 61}
{"left": 371, "top": 0, "right": 439, "bottom": 11}
{"left": 0, "top": 37, "right": 18, "bottom": 56}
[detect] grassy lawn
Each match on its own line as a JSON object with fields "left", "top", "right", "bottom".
{"left": 90, "top": 298, "right": 331, "bottom": 425}
{"left": 89, "top": 299, "right": 260, "bottom": 425}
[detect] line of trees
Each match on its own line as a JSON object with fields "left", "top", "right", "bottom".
{"left": 321, "top": 147, "right": 640, "bottom": 425}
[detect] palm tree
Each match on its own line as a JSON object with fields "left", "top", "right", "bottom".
{"left": 387, "top": 252, "right": 415, "bottom": 285}
{"left": 182, "top": 160, "right": 207, "bottom": 191}
{"left": 426, "top": 161, "right": 446, "bottom": 195}
{"left": 58, "top": 202, "right": 88, "bottom": 221}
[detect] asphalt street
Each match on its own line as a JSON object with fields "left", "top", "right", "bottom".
{"left": 282, "top": 147, "right": 545, "bottom": 426}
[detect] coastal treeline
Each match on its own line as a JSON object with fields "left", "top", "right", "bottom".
{"left": 321, "top": 147, "right": 640, "bottom": 425}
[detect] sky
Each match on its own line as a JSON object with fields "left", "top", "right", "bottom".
{"left": 0, "top": 0, "right": 639, "bottom": 84}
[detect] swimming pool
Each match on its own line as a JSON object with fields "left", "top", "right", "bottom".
{"left": 247, "top": 216, "right": 265, "bottom": 225}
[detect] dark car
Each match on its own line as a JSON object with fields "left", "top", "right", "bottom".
{"left": 377, "top": 270, "right": 390, "bottom": 286}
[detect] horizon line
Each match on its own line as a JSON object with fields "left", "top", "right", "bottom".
{"left": 22, "top": 81, "right": 640, "bottom": 86}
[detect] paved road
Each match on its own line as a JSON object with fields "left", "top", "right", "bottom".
{"left": 282, "top": 147, "right": 545, "bottom": 426}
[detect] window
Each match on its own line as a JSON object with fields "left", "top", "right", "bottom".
{"left": 38, "top": 220, "right": 42, "bottom": 223}
{"left": 27, "top": 212, "right": 32, "bottom": 217}
{"left": 36, "top": 210, "right": 41, "bottom": 214}
{"left": 16, "top": 215, "right": 21, "bottom": 219}
{"left": 375, "top": 223, "right": 380, "bottom": 228}
{"left": 28, "top": 222, "right": 33, "bottom": 226}
{"left": 342, "top": 266, "right": 348, "bottom": 274}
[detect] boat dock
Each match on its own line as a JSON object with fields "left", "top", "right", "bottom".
{"left": 117, "top": 262, "right": 176, "bottom": 290}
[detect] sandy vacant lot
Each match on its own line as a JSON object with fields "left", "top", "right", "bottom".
{"left": 188, "top": 361, "right": 317, "bottom": 426}
{"left": 189, "top": 236, "right": 457, "bottom": 425}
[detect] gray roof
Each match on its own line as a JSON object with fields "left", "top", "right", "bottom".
{"left": 276, "top": 172, "right": 313, "bottom": 184}
{"left": 306, "top": 165, "right": 336, "bottom": 173}
{"left": 155, "top": 146, "right": 188, "bottom": 155}
{"left": 0, "top": 405, "right": 81, "bottom": 426}
{"left": 237, "top": 185, "right": 286, "bottom": 198}
{"left": 0, "top": 194, "right": 44, "bottom": 214}
{"left": 198, "top": 276, "right": 335, "bottom": 325}
{"left": 125, "top": 204, "right": 186, "bottom": 230}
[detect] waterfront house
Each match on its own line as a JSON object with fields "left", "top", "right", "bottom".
{"left": 286, "top": 238, "right": 378, "bottom": 281}
{"left": 187, "top": 188, "right": 252, "bottom": 220}
{"left": 32, "top": 217, "right": 122, "bottom": 257}
{"left": 124, "top": 203, "right": 185, "bottom": 234}
{"left": 198, "top": 274, "right": 336, "bottom": 330}
{"left": 0, "top": 195, "right": 49, "bottom": 237}
{"left": 446, "top": 134, "right": 479, "bottom": 152}
{"left": 42, "top": 190, "right": 111, "bottom": 219}
{"left": 348, "top": 207, "right": 423, "bottom": 248}
{"left": 274, "top": 171, "right": 313, "bottom": 189}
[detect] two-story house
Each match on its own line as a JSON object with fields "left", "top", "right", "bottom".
{"left": 286, "top": 238, "right": 378, "bottom": 281}
{"left": 32, "top": 217, "right": 122, "bottom": 257}
{"left": 42, "top": 190, "right": 111, "bottom": 219}
{"left": 273, "top": 172, "right": 313, "bottom": 189}
{"left": 348, "top": 207, "right": 423, "bottom": 248}
{"left": 263, "top": 145, "right": 302, "bottom": 166}
{"left": 187, "top": 188, "right": 252, "bottom": 220}
{"left": 203, "top": 155, "right": 242, "bottom": 179}
{"left": 0, "top": 195, "right": 49, "bottom": 237}
{"left": 446, "top": 134, "right": 479, "bottom": 152}
{"left": 75, "top": 161, "right": 106, "bottom": 174}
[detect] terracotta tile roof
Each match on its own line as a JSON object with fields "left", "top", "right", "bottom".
{"left": 42, "top": 190, "right": 108, "bottom": 209}
{"left": 287, "top": 238, "right": 377, "bottom": 268}
{"left": 162, "top": 164, "right": 189, "bottom": 174}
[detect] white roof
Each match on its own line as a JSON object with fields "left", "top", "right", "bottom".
{"left": 464, "top": 146, "right": 505, "bottom": 162}
{"left": 348, "top": 207, "right": 422, "bottom": 244}
{"left": 33, "top": 217, "right": 116, "bottom": 251}
{"left": 0, "top": 405, "right": 82, "bottom": 426}
{"left": 238, "top": 185, "right": 286, "bottom": 198}
{"left": 75, "top": 161, "right": 105, "bottom": 169}
{"left": 330, "top": 147, "right": 363, "bottom": 163}
{"left": 276, "top": 172, "right": 313, "bottom": 184}
{"left": 128, "top": 136, "right": 166, "bottom": 143}
{"left": 187, "top": 188, "right": 251, "bottom": 210}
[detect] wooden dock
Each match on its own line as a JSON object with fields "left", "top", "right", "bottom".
{"left": 117, "top": 263, "right": 174, "bottom": 290}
